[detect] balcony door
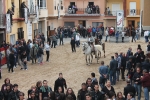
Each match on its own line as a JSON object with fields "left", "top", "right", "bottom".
{"left": 130, "top": 2, "right": 136, "bottom": 15}
{"left": 112, "top": 4, "right": 120, "bottom": 16}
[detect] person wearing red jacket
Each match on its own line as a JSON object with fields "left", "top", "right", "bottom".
{"left": 140, "top": 69, "right": 150, "bottom": 100}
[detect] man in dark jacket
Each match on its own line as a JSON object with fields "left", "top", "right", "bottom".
{"left": 70, "top": 37, "right": 76, "bottom": 52}
{"left": 77, "top": 83, "right": 88, "bottom": 100}
{"left": 54, "top": 73, "right": 67, "bottom": 93}
{"left": 109, "top": 56, "right": 118, "bottom": 85}
{"left": 124, "top": 79, "right": 136, "bottom": 99}
{"left": 131, "top": 27, "right": 136, "bottom": 42}
{"left": 133, "top": 67, "right": 142, "bottom": 100}
{"left": 0, "top": 91, "right": 3, "bottom": 100}
{"left": 8, "top": 84, "right": 20, "bottom": 100}
{"left": 91, "top": 84, "right": 104, "bottom": 100}
{"left": 121, "top": 53, "right": 127, "bottom": 81}
{"left": 134, "top": 48, "right": 142, "bottom": 64}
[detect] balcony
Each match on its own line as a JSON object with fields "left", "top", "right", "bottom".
{"left": 39, "top": 9, "right": 48, "bottom": 18}
{"left": 64, "top": 8, "right": 100, "bottom": 17}
{"left": 0, "top": 14, "right": 6, "bottom": 28}
{"left": 104, "top": 11, "right": 117, "bottom": 19}
{"left": 126, "top": 9, "right": 140, "bottom": 17}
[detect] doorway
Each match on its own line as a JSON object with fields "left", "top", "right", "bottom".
{"left": 88, "top": 2, "right": 94, "bottom": 6}
{"left": 128, "top": 20, "right": 135, "bottom": 28}
{"left": 79, "top": 20, "right": 86, "bottom": 28}
{"left": 70, "top": 2, "right": 75, "bottom": 6}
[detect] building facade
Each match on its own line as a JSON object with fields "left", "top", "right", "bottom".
{"left": 141, "top": 0, "right": 150, "bottom": 30}
{"left": 61, "top": 0, "right": 105, "bottom": 28}
{"left": 125, "top": 0, "right": 140, "bottom": 28}
{"left": 104, "top": 0, "right": 124, "bottom": 28}
{"left": 0, "top": 0, "right": 6, "bottom": 45}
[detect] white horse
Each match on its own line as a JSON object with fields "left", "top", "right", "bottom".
{"left": 82, "top": 42, "right": 104, "bottom": 64}
{"left": 82, "top": 42, "right": 92, "bottom": 65}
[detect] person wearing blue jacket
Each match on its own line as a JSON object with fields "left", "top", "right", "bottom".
{"left": 115, "top": 31, "right": 119, "bottom": 43}
{"left": 92, "top": 27, "right": 96, "bottom": 37}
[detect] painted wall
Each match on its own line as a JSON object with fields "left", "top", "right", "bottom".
{"left": 47, "top": 0, "right": 65, "bottom": 16}
{"left": 106, "top": 0, "right": 123, "bottom": 11}
{"left": 141, "top": 0, "right": 150, "bottom": 26}
{"left": 126, "top": 0, "right": 140, "bottom": 10}
{"left": 6, "top": 21, "right": 27, "bottom": 42}
{"left": 5, "top": 0, "right": 28, "bottom": 42}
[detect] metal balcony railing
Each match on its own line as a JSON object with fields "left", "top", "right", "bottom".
{"left": 65, "top": 7, "right": 100, "bottom": 16}
{"left": 126, "top": 9, "right": 140, "bottom": 16}
{"left": 105, "top": 11, "right": 117, "bottom": 16}
{"left": 0, "top": 14, "right": 5, "bottom": 28}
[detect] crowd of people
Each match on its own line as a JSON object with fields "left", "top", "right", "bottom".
{"left": 0, "top": 24, "right": 150, "bottom": 100}
{"left": 67, "top": 4, "right": 100, "bottom": 14}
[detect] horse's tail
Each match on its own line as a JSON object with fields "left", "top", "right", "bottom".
{"left": 95, "top": 45, "right": 103, "bottom": 54}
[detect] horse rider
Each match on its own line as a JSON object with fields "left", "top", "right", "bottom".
{"left": 88, "top": 35, "right": 96, "bottom": 54}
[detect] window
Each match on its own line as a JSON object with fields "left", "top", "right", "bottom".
{"left": 10, "top": 34, "right": 15, "bottom": 45}
{"left": 18, "top": 27, "right": 24, "bottom": 39}
{"left": 37, "top": 0, "right": 46, "bottom": 9}
{"left": 130, "top": 2, "right": 136, "bottom": 15}
{"left": 88, "top": 2, "right": 94, "bottom": 6}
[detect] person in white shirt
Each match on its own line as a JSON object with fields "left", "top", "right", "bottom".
{"left": 144, "top": 30, "right": 149, "bottom": 43}
{"left": 122, "top": 31, "right": 125, "bottom": 43}
{"left": 75, "top": 33, "right": 80, "bottom": 47}
{"left": 105, "top": 28, "right": 109, "bottom": 42}
{"left": 45, "top": 42, "right": 50, "bottom": 62}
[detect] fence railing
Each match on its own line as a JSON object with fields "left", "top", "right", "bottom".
{"left": 65, "top": 7, "right": 100, "bottom": 15}
{"left": 126, "top": 9, "right": 140, "bottom": 16}
{"left": 105, "top": 11, "right": 117, "bottom": 16}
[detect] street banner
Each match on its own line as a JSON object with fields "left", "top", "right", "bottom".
{"left": 24, "top": 8, "right": 28, "bottom": 24}
{"left": 117, "top": 11, "right": 123, "bottom": 28}
{"left": 6, "top": 14, "right": 11, "bottom": 33}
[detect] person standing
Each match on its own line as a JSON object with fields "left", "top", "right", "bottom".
{"left": 39, "top": 80, "right": 52, "bottom": 100}
{"left": 45, "top": 42, "right": 50, "bottom": 62}
{"left": 115, "top": 53, "right": 121, "bottom": 82}
{"left": 51, "top": 34, "right": 57, "bottom": 48}
{"left": 115, "top": 31, "right": 119, "bottom": 43}
{"left": 140, "top": 69, "right": 150, "bottom": 100}
{"left": 109, "top": 56, "right": 117, "bottom": 85}
{"left": 8, "top": 84, "right": 20, "bottom": 100}
{"left": 105, "top": 28, "right": 109, "bottom": 42}
{"left": 20, "top": 51, "right": 27, "bottom": 70}
{"left": 8, "top": 50, "right": 15, "bottom": 73}
{"left": 6, "top": 46, "right": 11, "bottom": 68}
{"left": 77, "top": 83, "right": 88, "bottom": 100}
{"left": 54, "top": 73, "right": 67, "bottom": 93}
{"left": 122, "top": 30, "right": 125, "bottom": 42}
{"left": 131, "top": 27, "right": 136, "bottom": 42}
{"left": 133, "top": 67, "right": 142, "bottom": 100}
{"left": 30, "top": 45, "right": 38, "bottom": 64}
{"left": 70, "top": 37, "right": 76, "bottom": 52}
{"left": 76, "top": 33, "right": 80, "bottom": 47}
{"left": 99, "top": 61, "right": 108, "bottom": 88}
{"left": 59, "top": 31, "right": 64, "bottom": 45}
{"left": 91, "top": 84, "right": 104, "bottom": 100}
{"left": 121, "top": 53, "right": 127, "bottom": 81}
{"left": 38, "top": 45, "right": 44, "bottom": 65}
{"left": 144, "top": 30, "right": 149, "bottom": 43}
{"left": 124, "top": 79, "right": 136, "bottom": 99}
